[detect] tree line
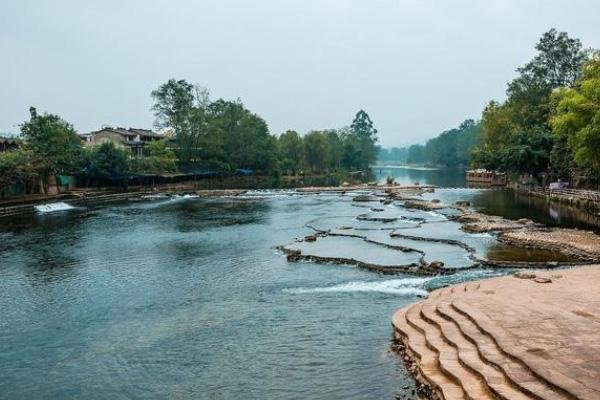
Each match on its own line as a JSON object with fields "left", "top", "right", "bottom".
{"left": 472, "top": 28, "right": 598, "bottom": 183}
{"left": 377, "top": 119, "right": 482, "bottom": 167}
{"left": 0, "top": 85, "right": 378, "bottom": 194}
{"left": 379, "top": 29, "right": 600, "bottom": 187}
{"left": 150, "top": 79, "right": 378, "bottom": 175}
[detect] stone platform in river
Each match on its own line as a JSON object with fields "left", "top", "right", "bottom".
{"left": 392, "top": 265, "right": 600, "bottom": 400}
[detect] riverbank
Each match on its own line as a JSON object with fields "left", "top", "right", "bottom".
{"left": 455, "top": 210, "right": 600, "bottom": 261}
{"left": 514, "top": 186, "right": 600, "bottom": 214}
{"left": 0, "top": 182, "right": 432, "bottom": 218}
{"left": 392, "top": 265, "right": 600, "bottom": 400}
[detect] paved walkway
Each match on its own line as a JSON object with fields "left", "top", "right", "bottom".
{"left": 392, "top": 265, "right": 600, "bottom": 399}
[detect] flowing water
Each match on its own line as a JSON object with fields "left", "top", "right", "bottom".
{"left": 0, "top": 170, "right": 597, "bottom": 399}
{"left": 376, "top": 166, "right": 600, "bottom": 232}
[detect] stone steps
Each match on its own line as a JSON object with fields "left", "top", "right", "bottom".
{"left": 437, "top": 299, "right": 573, "bottom": 400}
{"left": 406, "top": 301, "right": 494, "bottom": 400}
{"left": 421, "top": 299, "right": 535, "bottom": 400}
{"left": 391, "top": 270, "right": 599, "bottom": 400}
{"left": 452, "top": 299, "right": 596, "bottom": 399}
{"left": 393, "top": 308, "right": 466, "bottom": 399}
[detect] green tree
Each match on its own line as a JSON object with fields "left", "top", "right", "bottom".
{"left": 480, "top": 101, "right": 516, "bottom": 151}
{"left": 303, "top": 131, "right": 330, "bottom": 172}
{"left": 421, "top": 119, "right": 482, "bottom": 167}
{"left": 349, "top": 110, "right": 378, "bottom": 169}
{"left": 498, "top": 129, "right": 553, "bottom": 174}
{"left": 151, "top": 79, "right": 210, "bottom": 170}
{"left": 277, "top": 130, "right": 303, "bottom": 173}
{"left": 131, "top": 140, "right": 178, "bottom": 174}
{"left": 83, "top": 142, "right": 130, "bottom": 187}
{"left": 19, "top": 107, "right": 82, "bottom": 193}
{"left": 473, "top": 29, "right": 589, "bottom": 175}
{"left": 0, "top": 148, "right": 36, "bottom": 192}
{"left": 325, "top": 129, "right": 344, "bottom": 169}
{"left": 406, "top": 144, "right": 426, "bottom": 165}
{"left": 550, "top": 56, "right": 600, "bottom": 175}
{"left": 208, "top": 99, "right": 278, "bottom": 172}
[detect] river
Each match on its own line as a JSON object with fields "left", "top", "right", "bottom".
{"left": 0, "top": 169, "right": 598, "bottom": 399}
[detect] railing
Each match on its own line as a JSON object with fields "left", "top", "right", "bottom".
{"left": 545, "top": 188, "right": 600, "bottom": 202}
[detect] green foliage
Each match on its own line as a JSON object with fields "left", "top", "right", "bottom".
{"left": 393, "top": 120, "right": 481, "bottom": 167}
{"left": 406, "top": 144, "right": 426, "bottom": 164}
{"left": 472, "top": 29, "right": 591, "bottom": 176}
{"left": 0, "top": 148, "right": 36, "bottom": 190}
{"left": 20, "top": 107, "right": 82, "bottom": 178}
{"left": 511, "top": 29, "right": 588, "bottom": 89}
{"left": 83, "top": 142, "right": 130, "bottom": 186}
{"left": 550, "top": 56, "right": 600, "bottom": 174}
{"left": 277, "top": 130, "right": 303, "bottom": 173}
{"left": 377, "top": 147, "right": 408, "bottom": 164}
{"left": 207, "top": 99, "right": 278, "bottom": 172}
{"left": 303, "top": 131, "right": 331, "bottom": 172}
{"left": 424, "top": 119, "right": 481, "bottom": 166}
{"left": 151, "top": 79, "right": 209, "bottom": 169}
{"left": 151, "top": 81, "right": 379, "bottom": 176}
{"left": 151, "top": 81, "right": 279, "bottom": 172}
{"left": 499, "top": 129, "right": 553, "bottom": 174}
{"left": 349, "top": 110, "right": 378, "bottom": 169}
{"left": 131, "top": 140, "right": 177, "bottom": 174}
{"left": 480, "top": 101, "right": 516, "bottom": 151}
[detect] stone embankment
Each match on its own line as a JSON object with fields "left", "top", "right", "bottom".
{"left": 525, "top": 188, "right": 600, "bottom": 213}
{"left": 456, "top": 210, "right": 600, "bottom": 261}
{"left": 0, "top": 187, "right": 248, "bottom": 218}
{"left": 392, "top": 266, "right": 600, "bottom": 400}
{"left": 500, "top": 228, "right": 600, "bottom": 260}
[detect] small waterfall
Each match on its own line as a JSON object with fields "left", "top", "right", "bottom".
{"left": 34, "top": 202, "right": 75, "bottom": 213}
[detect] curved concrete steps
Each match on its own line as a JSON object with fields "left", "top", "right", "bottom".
{"left": 406, "top": 302, "right": 494, "bottom": 400}
{"left": 420, "top": 299, "right": 535, "bottom": 400}
{"left": 393, "top": 308, "right": 466, "bottom": 399}
{"left": 392, "top": 267, "right": 600, "bottom": 400}
{"left": 452, "top": 299, "right": 597, "bottom": 400}
{"left": 437, "top": 298, "right": 573, "bottom": 400}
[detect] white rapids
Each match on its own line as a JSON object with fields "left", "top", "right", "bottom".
{"left": 283, "top": 277, "right": 432, "bottom": 296}
{"left": 34, "top": 202, "right": 75, "bottom": 213}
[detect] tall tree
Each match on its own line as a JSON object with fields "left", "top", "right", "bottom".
{"left": 349, "top": 110, "right": 378, "bottom": 169}
{"left": 303, "top": 131, "right": 330, "bottom": 172}
{"left": 550, "top": 56, "right": 600, "bottom": 175}
{"left": 20, "top": 107, "right": 82, "bottom": 192}
{"left": 277, "top": 130, "right": 303, "bottom": 173}
{"left": 208, "top": 99, "right": 278, "bottom": 172}
{"left": 473, "top": 29, "right": 590, "bottom": 174}
{"left": 151, "top": 79, "right": 210, "bottom": 170}
{"left": 83, "top": 142, "right": 130, "bottom": 187}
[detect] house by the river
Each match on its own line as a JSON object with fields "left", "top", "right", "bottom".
{"left": 79, "top": 127, "right": 163, "bottom": 157}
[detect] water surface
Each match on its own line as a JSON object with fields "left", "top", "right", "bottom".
{"left": 0, "top": 187, "right": 592, "bottom": 399}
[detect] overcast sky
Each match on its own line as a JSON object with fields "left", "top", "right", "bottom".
{"left": 1, "top": 1, "right": 599, "bottom": 147}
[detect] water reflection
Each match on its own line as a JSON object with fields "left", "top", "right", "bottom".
{"left": 470, "top": 189, "right": 600, "bottom": 233}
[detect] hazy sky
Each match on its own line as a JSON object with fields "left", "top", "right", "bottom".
{"left": 2, "top": 1, "right": 599, "bottom": 146}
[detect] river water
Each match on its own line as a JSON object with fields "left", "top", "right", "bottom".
{"left": 0, "top": 168, "right": 598, "bottom": 399}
